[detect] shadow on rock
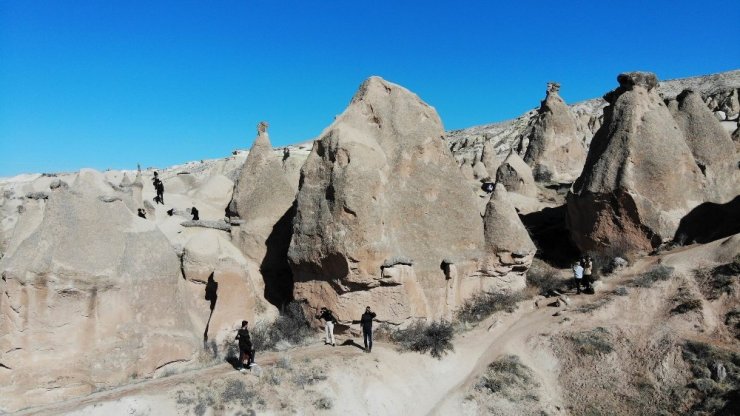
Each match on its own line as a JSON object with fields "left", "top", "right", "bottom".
{"left": 261, "top": 203, "right": 296, "bottom": 308}
{"left": 520, "top": 204, "right": 580, "bottom": 267}
{"left": 674, "top": 196, "right": 740, "bottom": 244}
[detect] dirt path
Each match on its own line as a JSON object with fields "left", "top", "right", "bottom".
{"left": 14, "top": 260, "right": 654, "bottom": 416}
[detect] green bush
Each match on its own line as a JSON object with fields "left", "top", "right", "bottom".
{"left": 391, "top": 320, "right": 454, "bottom": 359}
{"left": 456, "top": 291, "right": 523, "bottom": 324}
{"left": 251, "top": 301, "right": 313, "bottom": 351}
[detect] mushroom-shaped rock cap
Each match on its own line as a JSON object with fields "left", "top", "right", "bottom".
{"left": 617, "top": 72, "right": 659, "bottom": 91}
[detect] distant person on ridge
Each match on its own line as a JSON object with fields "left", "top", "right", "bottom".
{"left": 572, "top": 260, "right": 584, "bottom": 294}
{"left": 137, "top": 208, "right": 146, "bottom": 219}
{"left": 152, "top": 172, "right": 165, "bottom": 204}
{"left": 191, "top": 206, "right": 199, "bottom": 221}
{"left": 360, "top": 306, "right": 377, "bottom": 353}
{"left": 235, "top": 320, "right": 255, "bottom": 370}
{"left": 316, "top": 307, "right": 337, "bottom": 346}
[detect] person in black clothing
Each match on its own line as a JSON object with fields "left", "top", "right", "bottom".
{"left": 235, "top": 320, "right": 255, "bottom": 370}
{"left": 137, "top": 208, "right": 146, "bottom": 219}
{"left": 204, "top": 272, "right": 218, "bottom": 311}
{"left": 316, "top": 307, "right": 337, "bottom": 346}
{"left": 152, "top": 172, "right": 164, "bottom": 204}
{"left": 360, "top": 306, "right": 377, "bottom": 353}
{"left": 191, "top": 206, "right": 199, "bottom": 221}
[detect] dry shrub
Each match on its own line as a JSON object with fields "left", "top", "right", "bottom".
{"left": 476, "top": 355, "right": 540, "bottom": 402}
{"left": 390, "top": 320, "right": 454, "bottom": 359}
{"left": 456, "top": 291, "right": 524, "bottom": 324}
{"left": 567, "top": 327, "right": 613, "bottom": 355}
{"left": 631, "top": 265, "right": 675, "bottom": 288}
{"left": 693, "top": 255, "right": 739, "bottom": 300}
{"left": 526, "top": 259, "right": 565, "bottom": 295}
{"left": 251, "top": 301, "right": 312, "bottom": 351}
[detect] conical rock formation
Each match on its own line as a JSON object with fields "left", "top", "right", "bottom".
{"left": 520, "top": 82, "right": 586, "bottom": 183}
{"left": 289, "top": 77, "right": 509, "bottom": 323}
{"left": 668, "top": 89, "right": 739, "bottom": 201}
{"left": 495, "top": 151, "right": 538, "bottom": 197}
{"left": 567, "top": 72, "right": 705, "bottom": 253}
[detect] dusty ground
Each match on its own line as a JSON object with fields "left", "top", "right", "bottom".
{"left": 9, "top": 236, "right": 739, "bottom": 416}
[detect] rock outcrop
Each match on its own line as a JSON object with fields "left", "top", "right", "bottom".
{"left": 480, "top": 140, "right": 500, "bottom": 179}
{"left": 480, "top": 184, "right": 536, "bottom": 287}
{"left": 495, "top": 151, "right": 538, "bottom": 197}
{"left": 229, "top": 122, "right": 297, "bottom": 305}
{"left": 667, "top": 89, "right": 739, "bottom": 201}
{"left": 289, "top": 77, "right": 518, "bottom": 324}
{"left": 567, "top": 72, "right": 705, "bottom": 253}
{"left": 0, "top": 170, "right": 198, "bottom": 411}
{"left": 519, "top": 82, "right": 587, "bottom": 183}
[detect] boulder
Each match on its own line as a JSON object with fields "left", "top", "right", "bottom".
{"left": 668, "top": 89, "right": 739, "bottom": 201}
{"left": 229, "top": 122, "right": 297, "bottom": 306}
{"left": 288, "top": 76, "right": 494, "bottom": 324}
{"left": 519, "top": 82, "right": 587, "bottom": 183}
{"left": 0, "top": 171, "right": 198, "bottom": 412}
{"left": 567, "top": 72, "right": 705, "bottom": 253}
{"left": 481, "top": 140, "right": 500, "bottom": 179}
{"left": 495, "top": 151, "right": 538, "bottom": 197}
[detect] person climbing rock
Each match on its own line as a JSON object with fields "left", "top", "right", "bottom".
{"left": 191, "top": 206, "right": 199, "bottom": 221}
{"left": 137, "top": 208, "right": 146, "bottom": 219}
{"left": 235, "top": 320, "right": 255, "bottom": 370}
{"left": 316, "top": 307, "right": 337, "bottom": 346}
{"left": 572, "top": 260, "right": 584, "bottom": 294}
{"left": 204, "top": 272, "right": 218, "bottom": 311}
{"left": 360, "top": 306, "right": 377, "bottom": 353}
{"left": 152, "top": 172, "right": 164, "bottom": 204}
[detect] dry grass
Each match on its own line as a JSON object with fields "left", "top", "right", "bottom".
{"left": 390, "top": 320, "right": 455, "bottom": 359}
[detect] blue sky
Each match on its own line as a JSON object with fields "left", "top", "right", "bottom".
{"left": 1, "top": 1, "right": 738, "bottom": 177}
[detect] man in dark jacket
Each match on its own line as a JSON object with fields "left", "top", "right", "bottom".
{"left": 235, "top": 320, "right": 255, "bottom": 369}
{"left": 316, "top": 307, "right": 337, "bottom": 346}
{"left": 360, "top": 306, "right": 377, "bottom": 353}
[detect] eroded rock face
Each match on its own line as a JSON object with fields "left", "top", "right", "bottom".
{"left": 567, "top": 72, "right": 705, "bottom": 253}
{"left": 668, "top": 89, "right": 739, "bottom": 201}
{"left": 229, "top": 123, "right": 298, "bottom": 306}
{"left": 288, "top": 77, "right": 492, "bottom": 324}
{"left": 495, "top": 151, "right": 538, "bottom": 197}
{"left": 0, "top": 170, "right": 198, "bottom": 412}
{"left": 519, "top": 82, "right": 587, "bottom": 183}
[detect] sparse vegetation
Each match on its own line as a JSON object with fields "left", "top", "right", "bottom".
{"left": 631, "top": 265, "right": 675, "bottom": 288}
{"left": 390, "top": 319, "right": 454, "bottom": 359}
{"left": 313, "top": 396, "right": 333, "bottom": 410}
{"left": 567, "top": 327, "right": 613, "bottom": 355}
{"left": 693, "top": 255, "right": 739, "bottom": 300}
{"left": 670, "top": 287, "right": 702, "bottom": 315}
{"left": 574, "top": 295, "right": 615, "bottom": 313}
{"left": 455, "top": 291, "right": 524, "bottom": 324}
{"left": 526, "top": 259, "right": 565, "bottom": 295}
{"left": 726, "top": 309, "right": 740, "bottom": 340}
{"left": 681, "top": 340, "right": 740, "bottom": 415}
{"left": 476, "top": 355, "right": 540, "bottom": 402}
{"left": 251, "top": 301, "right": 313, "bottom": 351}
{"left": 221, "top": 379, "right": 255, "bottom": 408}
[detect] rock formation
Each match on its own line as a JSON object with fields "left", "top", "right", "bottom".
{"left": 480, "top": 184, "right": 536, "bottom": 287}
{"left": 519, "top": 82, "right": 587, "bottom": 183}
{"left": 0, "top": 170, "right": 198, "bottom": 411}
{"left": 495, "top": 151, "right": 538, "bottom": 197}
{"left": 567, "top": 72, "right": 705, "bottom": 253}
{"left": 667, "top": 89, "right": 739, "bottom": 201}
{"left": 289, "top": 76, "right": 524, "bottom": 324}
{"left": 229, "top": 122, "right": 297, "bottom": 305}
{"left": 480, "top": 140, "right": 500, "bottom": 179}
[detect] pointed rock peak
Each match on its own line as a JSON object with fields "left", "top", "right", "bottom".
{"left": 120, "top": 173, "right": 132, "bottom": 187}
{"left": 546, "top": 81, "right": 561, "bottom": 97}
{"left": 492, "top": 182, "right": 508, "bottom": 201}
{"left": 349, "top": 76, "right": 428, "bottom": 108}
{"left": 252, "top": 121, "right": 272, "bottom": 150}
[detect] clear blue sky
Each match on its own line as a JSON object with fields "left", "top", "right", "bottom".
{"left": 1, "top": 1, "right": 738, "bottom": 177}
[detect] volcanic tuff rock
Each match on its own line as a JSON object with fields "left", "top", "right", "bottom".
{"left": 0, "top": 169, "right": 199, "bottom": 411}
{"left": 229, "top": 122, "right": 299, "bottom": 305}
{"left": 289, "top": 76, "right": 527, "bottom": 324}
{"left": 519, "top": 82, "right": 587, "bottom": 183}
{"left": 667, "top": 89, "right": 739, "bottom": 201}
{"left": 495, "top": 151, "right": 538, "bottom": 197}
{"left": 567, "top": 72, "right": 705, "bottom": 253}
{"left": 480, "top": 183, "right": 536, "bottom": 287}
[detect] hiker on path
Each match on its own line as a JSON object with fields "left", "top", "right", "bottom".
{"left": 582, "top": 256, "right": 594, "bottom": 292}
{"left": 191, "top": 206, "right": 199, "bottom": 221}
{"left": 235, "top": 320, "right": 255, "bottom": 370}
{"left": 316, "top": 307, "right": 337, "bottom": 346}
{"left": 572, "top": 260, "right": 584, "bottom": 294}
{"left": 152, "top": 172, "right": 165, "bottom": 204}
{"left": 360, "top": 306, "right": 377, "bottom": 353}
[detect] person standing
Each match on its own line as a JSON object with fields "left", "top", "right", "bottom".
{"left": 191, "top": 206, "right": 199, "bottom": 221}
{"left": 235, "top": 320, "right": 255, "bottom": 370}
{"left": 316, "top": 307, "right": 337, "bottom": 346}
{"left": 152, "top": 172, "right": 165, "bottom": 205}
{"left": 582, "top": 256, "right": 594, "bottom": 292}
{"left": 360, "top": 306, "right": 377, "bottom": 353}
{"left": 572, "top": 260, "right": 584, "bottom": 294}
